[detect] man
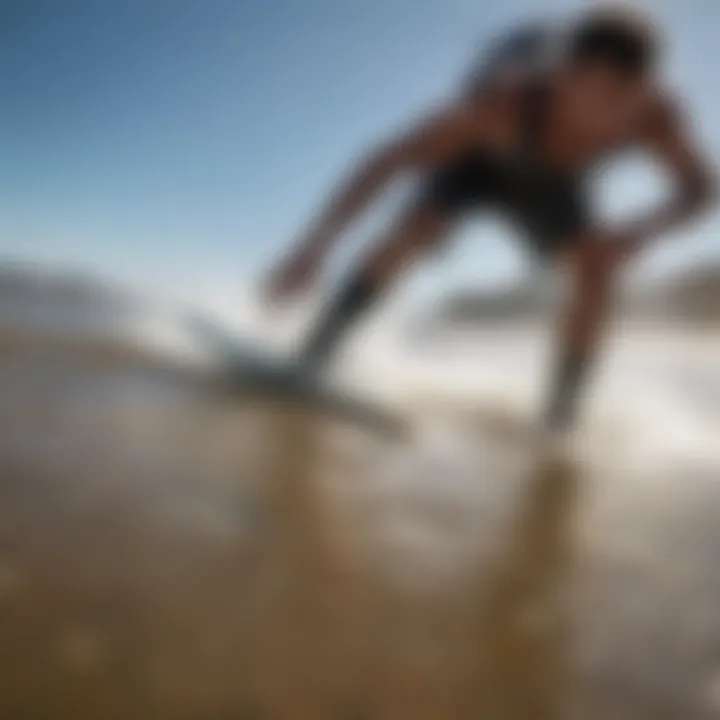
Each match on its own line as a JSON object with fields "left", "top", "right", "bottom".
{"left": 263, "top": 7, "right": 716, "bottom": 431}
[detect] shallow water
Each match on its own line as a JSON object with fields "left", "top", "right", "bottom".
{"left": 0, "top": 314, "right": 719, "bottom": 719}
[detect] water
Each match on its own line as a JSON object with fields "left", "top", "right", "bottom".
{"left": 1, "top": 287, "right": 719, "bottom": 719}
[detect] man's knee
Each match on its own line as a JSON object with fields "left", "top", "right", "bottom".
{"left": 366, "top": 206, "right": 449, "bottom": 277}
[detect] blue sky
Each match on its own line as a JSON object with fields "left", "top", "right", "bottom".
{"left": 1, "top": 0, "right": 718, "bottom": 304}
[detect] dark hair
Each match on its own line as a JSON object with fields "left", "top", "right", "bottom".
{"left": 568, "top": 10, "right": 658, "bottom": 77}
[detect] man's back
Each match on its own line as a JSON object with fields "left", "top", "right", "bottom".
{"left": 462, "top": 20, "right": 565, "bottom": 97}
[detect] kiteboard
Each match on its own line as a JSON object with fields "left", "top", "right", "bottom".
{"left": 185, "top": 313, "right": 408, "bottom": 440}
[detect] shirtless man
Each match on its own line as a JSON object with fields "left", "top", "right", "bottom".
{"left": 263, "top": 7, "right": 716, "bottom": 430}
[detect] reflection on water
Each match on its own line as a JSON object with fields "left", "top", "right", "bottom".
{"left": 0, "top": 317, "right": 720, "bottom": 719}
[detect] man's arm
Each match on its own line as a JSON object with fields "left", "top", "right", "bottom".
{"left": 292, "top": 102, "right": 488, "bottom": 256}
{"left": 263, "top": 98, "right": 502, "bottom": 300}
{"left": 627, "top": 93, "right": 717, "bottom": 246}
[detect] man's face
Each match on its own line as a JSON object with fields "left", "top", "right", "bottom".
{"left": 564, "top": 62, "right": 647, "bottom": 129}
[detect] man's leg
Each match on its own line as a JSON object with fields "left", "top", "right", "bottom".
{"left": 300, "top": 204, "right": 449, "bottom": 368}
{"left": 544, "top": 244, "right": 617, "bottom": 431}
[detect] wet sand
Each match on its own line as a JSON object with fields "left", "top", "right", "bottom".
{"left": 1, "top": 337, "right": 719, "bottom": 720}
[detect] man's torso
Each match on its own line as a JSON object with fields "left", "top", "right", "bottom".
{"left": 418, "top": 20, "right": 670, "bottom": 256}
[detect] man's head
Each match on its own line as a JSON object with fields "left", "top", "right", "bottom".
{"left": 560, "top": 6, "right": 660, "bottom": 127}
{"left": 566, "top": 6, "right": 659, "bottom": 97}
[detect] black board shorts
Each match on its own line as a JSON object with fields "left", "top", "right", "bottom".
{"left": 421, "top": 148, "right": 589, "bottom": 258}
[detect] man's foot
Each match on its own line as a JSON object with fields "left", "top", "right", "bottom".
{"left": 544, "top": 349, "right": 592, "bottom": 433}
{"left": 288, "top": 355, "right": 328, "bottom": 397}
{"left": 531, "top": 420, "right": 577, "bottom": 461}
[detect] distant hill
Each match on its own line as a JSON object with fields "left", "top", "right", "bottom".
{"left": 0, "top": 262, "right": 137, "bottom": 307}
{"left": 429, "top": 284, "right": 547, "bottom": 326}
{"left": 0, "top": 262, "right": 198, "bottom": 373}
{"left": 0, "top": 262, "right": 146, "bottom": 338}
{"left": 638, "top": 263, "right": 720, "bottom": 324}
{"left": 421, "top": 262, "right": 720, "bottom": 329}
